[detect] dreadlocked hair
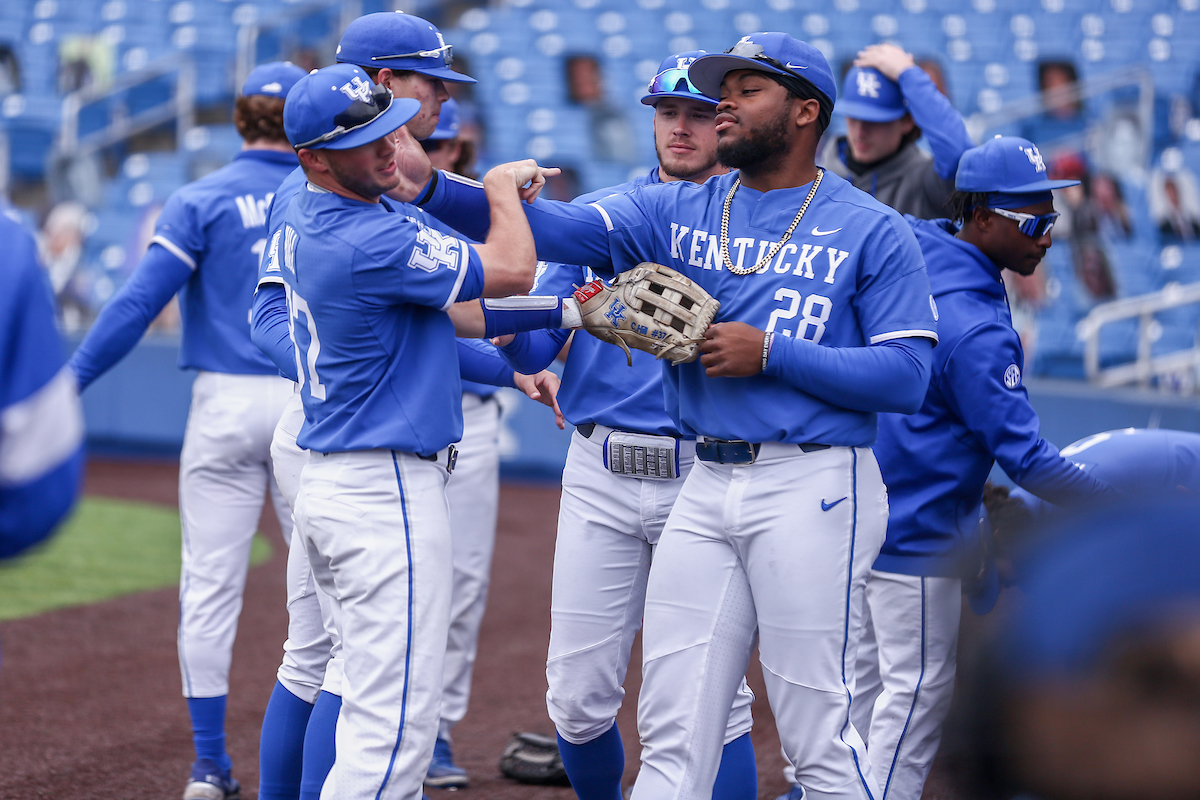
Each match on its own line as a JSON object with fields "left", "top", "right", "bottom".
{"left": 945, "top": 190, "right": 991, "bottom": 225}
{"left": 234, "top": 95, "right": 288, "bottom": 145}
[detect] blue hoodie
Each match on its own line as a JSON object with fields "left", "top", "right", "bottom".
{"left": 873, "top": 218, "right": 1116, "bottom": 578}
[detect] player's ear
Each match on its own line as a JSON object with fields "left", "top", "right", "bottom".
{"left": 374, "top": 67, "right": 392, "bottom": 87}
{"left": 794, "top": 97, "right": 821, "bottom": 130}
{"left": 298, "top": 148, "right": 329, "bottom": 174}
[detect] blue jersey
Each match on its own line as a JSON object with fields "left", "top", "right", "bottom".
{"left": 1014, "top": 428, "right": 1200, "bottom": 517}
{"left": 460, "top": 169, "right": 937, "bottom": 445}
{"left": 277, "top": 184, "right": 484, "bottom": 454}
{"left": 153, "top": 150, "right": 298, "bottom": 373}
{"left": 511, "top": 167, "right": 683, "bottom": 435}
{"left": 0, "top": 213, "right": 84, "bottom": 557}
{"left": 256, "top": 168, "right": 507, "bottom": 400}
{"left": 873, "top": 218, "right": 1115, "bottom": 577}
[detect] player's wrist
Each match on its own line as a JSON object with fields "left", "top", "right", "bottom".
{"left": 761, "top": 331, "right": 775, "bottom": 374}
{"left": 561, "top": 297, "right": 583, "bottom": 329}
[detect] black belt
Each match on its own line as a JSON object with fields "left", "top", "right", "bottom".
{"left": 695, "top": 439, "right": 830, "bottom": 465}
{"left": 417, "top": 444, "right": 458, "bottom": 473}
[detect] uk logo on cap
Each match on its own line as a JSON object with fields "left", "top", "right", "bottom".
{"left": 1021, "top": 145, "right": 1047, "bottom": 173}
{"left": 856, "top": 71, "right": 881, "bottom": 98}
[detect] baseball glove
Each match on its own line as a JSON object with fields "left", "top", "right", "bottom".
{"left": 573, "top": 262, "right": 720, "bottom": 366}
{"left": 498, "top": 731, "right": 571, "bottom": 786}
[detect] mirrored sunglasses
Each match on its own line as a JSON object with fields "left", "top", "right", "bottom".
{"left": 371, "top": 43, "right": 453, "bottom": 69}
{"left": 988, "top": 207, "right": 1060, "bottom": 238}
{"left": 648, "top": 67, "right": 705, "bottom": 97}
{"left": 293, "top": 82, "right": 393, "bottom": 151}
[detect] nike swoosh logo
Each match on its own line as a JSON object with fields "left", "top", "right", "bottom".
{"left": 785, "top": 62, "right": 808, "bottom": 70}
{"left": 811, "top": 226, "right": 842, "bottom": 236}
{"left": 821, "top": 497, "right": 847, "bottom": 512}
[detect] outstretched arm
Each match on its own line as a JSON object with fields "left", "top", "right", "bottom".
{"left": 251, "top": 282, "right": 298, "bottom": 382}
{"left": 68, "top": 244, "right": 194, "bottom": 391}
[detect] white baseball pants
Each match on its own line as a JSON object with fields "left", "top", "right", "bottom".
{"left": 296, "top": 448, "right": 453, "bottom": 800}
{"left": 270, "top": 392, "right": 340, "bottom": 703}
{"left": 547, "top": 429, "right": 754, "bottom": 746}
{"left": 178, "top": 371, "right": 293, "bottom": 698}
{"left": 854, "top": 571, "right": 961, "bottom": 800}
{"left": 439, "top": 392, "right": 501, "bottom": 740}
{"left": 631, "top": 445, "right": 888, "bottom": 800}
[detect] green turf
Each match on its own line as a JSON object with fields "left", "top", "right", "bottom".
{"left": 0, "top": 496, "right": 273, "bottom": 621}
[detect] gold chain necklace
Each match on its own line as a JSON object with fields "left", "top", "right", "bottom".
{"left": 721, "top": 168, "right": 824, "bottom": 276}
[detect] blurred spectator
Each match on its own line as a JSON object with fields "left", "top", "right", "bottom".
{"left": 820, "top": 44, "right": 973, "bottom": 219}
{"left": 422, "top": 97, "right": 477, "bottom": 180}
{"left": 565, "top": 54, "right": 635, "bottom": 165}
{"left": 57, "top": 35, "right": 114, "bottom": 95}
{"left": 38, "top": 201, "right": 93, "bottom": 330}
{"left": 1020, "top": 60, "right": 1088, "bottom": 158}
{"left": 1151, "top": 169, "right": 1200, "bottom": 242}
{"left": 1090, "top": 172, "right": 1134, "bottom": 239}
{"left": 1053, "top": 155, "right": 1118, "bottom": 301}
{"left": 0, "top": 43, "right": 20, "bottom": 94}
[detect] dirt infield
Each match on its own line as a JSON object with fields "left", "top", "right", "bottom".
{"left": 0, "top": 457, "right": 798, "bottom": 800}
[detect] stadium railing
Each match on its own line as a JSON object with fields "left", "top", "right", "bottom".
{"left": 1077, "top": 280, "right": 1200, "bottom": 392}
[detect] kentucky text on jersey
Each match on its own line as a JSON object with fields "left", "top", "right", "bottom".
{"left": 666, "top": 222, "right": 850, "bottom": 284}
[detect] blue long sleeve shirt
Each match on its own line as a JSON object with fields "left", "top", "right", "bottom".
{"left": 873, "top": 218, "right": 1116, "bottom": 577}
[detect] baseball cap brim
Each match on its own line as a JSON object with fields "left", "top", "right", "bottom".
{"left": 365, "top": 60, "right": 476, "bottom": 84}
{"left": 640, "top": 90, "right": 717, "bottom": 106}
{"left": 314, "top": 96, "right": 422, "bottom": 151}
{"left": 688, "top": 54, "right": 792, "bottom": 102}
{"left": 835, "top": 98, "right": 908, "bottom": 122}
{"left": 1003, "top": 178, "right": 1082, "bottom": 192}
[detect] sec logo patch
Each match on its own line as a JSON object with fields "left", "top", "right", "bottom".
{"left": 1004, "top": 364, "right": 1021, "bottom": 389}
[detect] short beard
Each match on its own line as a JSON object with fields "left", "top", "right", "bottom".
{"left": 656, "top": 141, "right": 719, "bottom": 181}
{"left": 326, "top": 156, "right": 397, "bottom": 200}
{"left": 717, "top": 100, "right": 792, "bottom": 174}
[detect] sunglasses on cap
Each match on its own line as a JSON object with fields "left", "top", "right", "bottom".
{"left": 647, "top": 67, "right": 706, "bottom": 97}
{"left": 293, "top": 81, "right": 394, "bottom": 151}
{"left": 371, "top": 43, "right": 453, "bottom": 69}
{"left": 725, "top": 40, "right": 808, "bottom": 83}
{"left": 988, "top": 207, "right": 1060, "bottom": 238}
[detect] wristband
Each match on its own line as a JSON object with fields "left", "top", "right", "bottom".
{"left": 414, "top": 169, "right": 439, "bottom": 206}
{"left": 761, "top": 332, "right": 774, "bottom": 373}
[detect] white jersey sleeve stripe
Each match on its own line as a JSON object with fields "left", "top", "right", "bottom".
{"left": 443, "top": 171, "right": 484, "bottom": 189}
{"left": 257, "top": 275, "right": 286, "bottom": 290}
{"left": 150, "top": 235, "right": 198, "bottom": 270}
{"left": 0, "top": 366, "right": 84, "bottom": 485}
{"left": 870, "top": 329, "right": 940, "bottom": 345}
{"left": 588, "top": 202, "right": 615, "bottom": 232}
{"left": 441, "top": 240, "right": 471, "bottom": 312}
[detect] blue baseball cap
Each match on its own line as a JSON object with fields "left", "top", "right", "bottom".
{"left": 427, "top": 96, "right": 460, "bottom": 141}
{"left": 336, "top": 12, "right": 475, "bottom": 85}
{"left": 689, "top": 33, "right": 837, "bottom": 109}
{"left": 956, "top": 136, "right": 1081, "bottom": 195}
{"left": 836, "top": 66, "right": 907, "bottom": 122}
{"left": 284, "top": 64, "right": 420, "bottom": 151}
{"left": 240, "top": 61, "right": 307, "bottom": 99}
{"left": 641, "top": 51, "right": 718, "bottom": 107}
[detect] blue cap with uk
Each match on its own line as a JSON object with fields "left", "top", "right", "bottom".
{"left": 427, "top": 96, "right": 460, "bottom": 141}
{"left": 241, "top": 61, "right": 307, "bottom": 98}
{"left": 284, "top": 63, "right": 421, "bottom": 151}
{"left": 641, "top": 51, "right": 718, "bottom": 106}
{"left": 336, "top": 12, "right": 475, "bottom": 84}
{"left": 836, "top": 66, "right": 907, "bottom": 122}
{"left": 957, "top": 136, "right": 1081, "bottom": 195}
{"left": 688, "top": 33, "right": 837, "bottom": 110}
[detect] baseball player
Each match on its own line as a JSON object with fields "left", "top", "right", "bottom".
{"left": 0, "top": 211, "right": 83, "bottom": 559}
{"left": 277, "top": 61, "right": 542, "bottom": 800}
{"left": 66, "top": 61, "right": 306, "bottom": 800}
{"left": 486, "top": 51, "right": 760, "bottom": 800}
{"left": 820, "top": 44, "right": 973, "bottom": 219}
{"left": 792, "top": 137, "right": 1117, "bottom": 800}
{"left": 250, "top": 17, "right": 564, "bottom": 798}
{"left": 411, "top": 31, "right": 939, "bottom": 800}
